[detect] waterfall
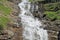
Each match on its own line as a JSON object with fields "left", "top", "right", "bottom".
{"left": 18, "top": 0, "right": 48, "bottom": 40}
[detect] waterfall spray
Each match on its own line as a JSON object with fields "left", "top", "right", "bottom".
{"left": 18, "top": 0, "right": 48, "bottom": 40}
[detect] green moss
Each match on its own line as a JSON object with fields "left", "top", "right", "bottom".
{"left": 56, "top": 10, "right": 60, "bottom": 20}
{"left": 57, "top": 16, "right": 60, "bottom": 20}
{"left": 44, "top": 3, "right": 57, "bottom": 11}
{"left": 0, "top": 0, "right": 7, "bottom": 2}
{"left": 0, "top": 4, "right": 11, "bottom": 16}
{"left": 0, "top": 16, "right": 9, "bottom": 28}
{"left": 44, "top": 2, "right": 60, "bottom": 11}
{"left": 0, "top": 0, "right": 11, "bottom": 29}
{"left": 44, "top": 11, "right": 57, "bottom": 20}
{"left": 44, "top": 11, "right": 60, "bottom": 20}
{"left": 57, "top": 10, "right": 60, "bottom": 14}
{"left": 29, "top": 0, "right": 44, "bottom": 2}
{"left": 0, "top": 24, "right": 3, "bottom": 30}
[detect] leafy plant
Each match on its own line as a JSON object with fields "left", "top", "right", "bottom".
{"left": 44, "top": 11, "right": 60, "bottom": 20}
{"left": 44, "top": 3, "right": 57, "bottom": 11}
{"left": 29, "top": 0, "right": 44, "bottom": 2}
{"left": 44, "top": 11, "right": 57, "bottom": 20}
{"left": 0, "top": 16, "right": 9, "bottom": 28}
{"left": 0, "top": 4, "right": 11, "bottom": 16}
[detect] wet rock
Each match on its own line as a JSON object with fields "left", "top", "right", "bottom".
{"left": 7, "top": 30, "right": 14, "bottom": 39}
{"left": 41, "top": 19, "right": 60, "bottom": 40}
{"left": 31, "top": 2, "right": 60, "bottom": 40}
{"left": 12, "top": 12, "right": 19, "bottom": 16}
{"left": 51, "top": 18, "right": 57, "bottom": 21}
{"left": 0, "top": 30, "right": 14, "bottom": 40}
{"left": 17, "top": 17, "right": 22, "bottom": 27}
{"left": 55, "top": 20, "right": 60, "bottom": 25}
{"left": 8, "top": 22, "right": 20, "bottom": 28}
{"left": 48, "top": 30, "right": 58, "bottom": 40}
{"left": 43, "top": 14, "right": 46, "bottom": 18}
{"left": 58, "top": 31, "right": 60, "bottom": 40}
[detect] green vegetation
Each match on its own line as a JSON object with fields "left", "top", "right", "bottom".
{"left": 29, "top": 0, "right": 44, "bottom": 2}
{"left": 0, "top": 16, "right": 9, "bottom": 28}
{"left": 44, "top": 2, "right": 60, "bottom": 11}
{"left": 44, "top": 2, "right": 60, "bottom": 20}
{"left": 44, "top": 3, "right": 57, "bottom": 11}
{"left": 0, "top": 24, "right": 4, "bottom": 33}
{"left": 0, "top": 0, "right": 11, "bottom": 30}
{"left": 45, "top": 0, "right": 60, "bottom": 3}
{"left": 44, "top": 11, "right": 60, "bottom": 20}
{"left": 44, "top": 11, "right": 57, "bottom": 20}
{"left": 56, "top": 10, "right": 60, "bottom": 20}
{"left": 0, "top": 4, "right": 11, "bottom": 16}
{"left": 29, "top": 0, "right": 60, "bottom": 3}
{"left": 0, "top": 25, "right": 3, "bottom": 30}
{"left": 0, "top": 0, "right": 7, "bottom": 2}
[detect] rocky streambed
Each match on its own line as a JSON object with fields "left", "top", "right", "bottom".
{"left": 0, "top": 0, "right": 59, "bottom": 40}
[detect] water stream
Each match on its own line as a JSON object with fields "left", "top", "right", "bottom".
{"left": 18, "top": 0, "right": 48, "bottom": 40}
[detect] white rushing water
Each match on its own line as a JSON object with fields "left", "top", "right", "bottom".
{"left": 18, "top": 0, "right": 48, "bottom": 40}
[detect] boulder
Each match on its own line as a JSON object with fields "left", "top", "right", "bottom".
{"left": 0, "top": 30, "right": 14, "bottom": 40}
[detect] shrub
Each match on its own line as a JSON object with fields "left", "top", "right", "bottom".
{"left": 44, "top": 11, "right": 57, "bottom": 20}
{"left": 0, "top": 16, "right": 9, "bottom": 28}
{"left": 29, "top": 0, "right": 44, "bottom": 2}
{"left": 0, "top": 4, "right": 11, "bottom": 16}
{"left": 44, "top": 10, "right": 60, "bottom": 20}
{"left": 0, "top": 25, "right": 3, "bottom": 30}
{"left": 44, "top": 3, "right": 57, "bottom": 11}
{"left": 56, "top": 10, "right": 60, "bottom": 20}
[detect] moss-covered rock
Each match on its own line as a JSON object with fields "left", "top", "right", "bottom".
{"left": 44, "top": 11, "right": 60, "bottom": 20}
{"left": 44, "top": 3, "right": 58, "bottom": 11}
{"left": 44, "top": 11, "right": 57, "bottom": 20}
{"left": 29, "top": 0, "right": 44, "bottom": 2}
{"left": 0, "top": 0, "right": 19, "bottom": 30}
{"left": 44, "top": 2, "right": 60, "bottom": 11}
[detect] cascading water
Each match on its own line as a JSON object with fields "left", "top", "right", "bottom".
{"left": 18, "top": 0, "right": 48, "bottom": 40}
